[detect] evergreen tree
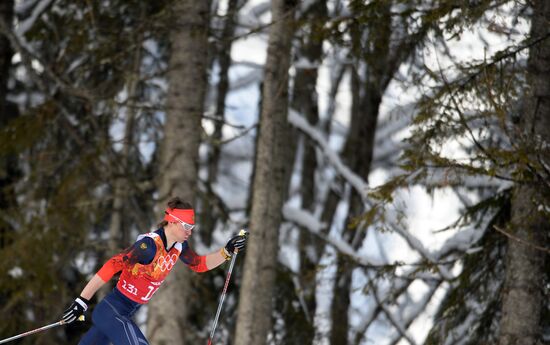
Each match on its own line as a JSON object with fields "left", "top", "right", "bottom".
{"left": 363, "top": 1, "right": 549, "bottom": 344}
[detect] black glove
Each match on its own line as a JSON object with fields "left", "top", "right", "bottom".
{"left": 224, "top": 231, "right": 248, "bottom": 257}
{"left": 61, "top": 296, "right": 89, "bottom": 324}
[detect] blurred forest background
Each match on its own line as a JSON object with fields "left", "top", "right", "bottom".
{"left": 0, "top": 0, "right": 548, "bottom": 344}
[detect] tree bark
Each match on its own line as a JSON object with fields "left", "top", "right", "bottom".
{"left": 0, "top": 0, "right": 12, "bottom": 120}
{"left": 0, "top": 0, "right": 16, "bottom": 249}
{"left": 233, "top": 1, "right": 296, "bottom": 344}
{"left": 201, "top": 0, "right": 241, "bottom": 246}
{"left": 498, "top": 1, "right": 550, "bottom": 344}
{"left": 329, "top": 3, "right": 403, "bottom": 343}
{"left": 289, "top": 1, "right": 327, "bottom": 343}
{"left": 329, "top": 63, "right": 383, "bottom": 345}
{"left": 146, "top": 1, "right": 209, "bottom": 344}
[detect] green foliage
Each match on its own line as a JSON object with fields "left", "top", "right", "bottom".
{"left": 359, "top": 2, "right": 550, "bottom": 343}
{"left": 368, "top": 10, "right": 541, "bottom": 210}
{"left": 0, "top": 0, "right": 174, "bottom": 342}
{"left": 425, "top": 193, "right": 510, "bottom": 345}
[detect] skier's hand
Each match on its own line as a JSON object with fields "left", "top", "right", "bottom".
{"left": 61, "top": 296, "right": 89, "bottom": 324}
{"left": 224, "top": 231, "right": 248, "bottom": 256}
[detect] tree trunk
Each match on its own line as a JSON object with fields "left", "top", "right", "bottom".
{"left": 289, "top": 1, "right": 327, "bottom": 343}
{"left": 0, "top": 0, "right": 12, "bottom": 120}
{"left": 329, "top": 3, "right": 396, "bottom": 343}
{"left": 329, "top": 61, "right": 383, "bottom": 345}
{"left": 146, "top": 1, "right": 209, "bottom": 344}
{"left": 498, "top": 1, "right": 550, "bottom": 344}
{"left": 233, "top": 1, "right": 296, "bottom": 344}
{"left": 201, "top": 0, "right": 240, "bottom": 246}
{"left": 0, "top": 0, "right": 16, "bottom": 249}
{"left": 99, "top": 32, "right": 143, "bottom": 301}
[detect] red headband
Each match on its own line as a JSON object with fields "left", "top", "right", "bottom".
{"left": 164, "top": 208, "right": 195, "bottom": 224}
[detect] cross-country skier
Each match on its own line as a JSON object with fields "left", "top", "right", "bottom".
{"left": 61, "top": 197, "right": 247, "bottom": 345}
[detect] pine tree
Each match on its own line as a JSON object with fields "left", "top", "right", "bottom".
{"left": 362, "top": 1, "right": 550, "bottom": 344}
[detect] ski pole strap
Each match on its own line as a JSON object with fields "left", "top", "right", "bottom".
{"left": 220, "top": 247, "right": 232, "bottom": 261}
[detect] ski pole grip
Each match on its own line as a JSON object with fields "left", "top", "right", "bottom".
{"left": 60, "top": 315, "right": 85, "bottom": 325}
{"left": 233, "top": 229, "right": 248, "bottom": 254}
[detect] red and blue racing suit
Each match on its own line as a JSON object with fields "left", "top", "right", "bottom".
{"left": 78, "top": 227, "right": 207, "bottom": 345}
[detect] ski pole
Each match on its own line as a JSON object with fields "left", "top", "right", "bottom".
{"left": 207, "top": 229, "right": 248, "bottom": 345}
{"left": 0, "top": 316, "right": 84, "bottom": 344}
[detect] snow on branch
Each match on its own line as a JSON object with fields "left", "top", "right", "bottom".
{"left": 372, "top": 103, "right": 416, "bottom": 170}
{"left": 230, "top": 68, "right": 264, "bottom": 90}
{"left": 237, "top": 1, "right": 271, "bottom": 30}
{"left": 390, "top": 225, "right": 454, "bottom": 281}
{"left": 288, "top": 109, "right": 455, "bottom": 280}
{"left": 436, "top": 220, "right": 493, "bottom": 256}
{"left": 386, "top": 281, "right": 442, "bottom": 345}
{"left": 15, "top": 0, "right": 54, "bottom": 36}
{"left": 288, "top": 109, "right": 368, "bottom": 199}
{"left": 372, "top": 282, "right": 418, "bottom": 345}
{"left": 375, "top": 103, "right": 416, "bottom": 145}
{"left": 282, "top": 203, "right": 386, "bottom": 268}
{"left": 419, "top": 166, "right": 513, "bottom": 189}
{"left": 0, "top": 16, "right": 93, "bottom": 101}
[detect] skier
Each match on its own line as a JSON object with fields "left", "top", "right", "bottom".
{"left": 61, "top": 197, "right": 248, "bottom": 345}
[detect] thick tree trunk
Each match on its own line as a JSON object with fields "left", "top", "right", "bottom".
{"left": 498, "top": 1, "right": 550, "bottom": 344}
{"left": 146, "top": 1, "right": 209, "bottom": 344}
{"left": 233, "top": 1, "right": 296, "bottom": 344}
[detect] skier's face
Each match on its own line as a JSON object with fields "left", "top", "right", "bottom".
{"left": 177, "top": 221, "right": 194, "bottom": 242}
{"left": 166, "top": 211, "right": 195, "bottom": 242}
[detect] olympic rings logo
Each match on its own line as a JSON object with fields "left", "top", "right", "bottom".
{"left": 157, "top": 253, "right": 178, "bottom": 272}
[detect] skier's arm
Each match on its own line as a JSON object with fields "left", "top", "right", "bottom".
{"left": 179, "top": 245, "right": 209, "bottom": 272}
{"left": 60, "top": 260, "right": 117, "bottom": 323}
{"left": 205, "top": 250, "right": 228, "bottom": 269}
{"left": 179, "top": 244, "right": 227, "bottom": 272}
{"left": 80, "top": 273, "right": 108, "bottom": 300}
{"left": 61, "top": 253, "right": 127, "bottom": 323}
{"left": 180, "top": 234, "right": 248, "bottom": 272}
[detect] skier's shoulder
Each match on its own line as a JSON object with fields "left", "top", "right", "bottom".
{"left": 129, "top": 233, "right": 158, "bottom": 265}
{"left": 137, "top": 231, "right": 160, "bottom": 241}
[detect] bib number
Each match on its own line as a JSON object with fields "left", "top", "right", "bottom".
{"left": 141, "top": 281, "right": 163, "bottom": 302}
{"left": 121, "top": 279, "right": 138, "bottom": 296}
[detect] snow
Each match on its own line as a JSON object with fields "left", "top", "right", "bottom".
{"left": 237, "top": 1, "right": 271, "bottom": 30}
{"left": 74, "top": 252, "right": 97, "bottom": 276}
{"left": 8, "top": 266, "right": 24, "bottom": 278}
{"left": 15, "top": 0, "right": 54, "bottom": 36}
{"left": 288, "top": 109, "right": 369, "bottom": 199}
{"left": 283, "top": 203, "right": 384, "bottom": 267}
{"left": 294, "top": 56, "right": 321, "bottom": 70}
